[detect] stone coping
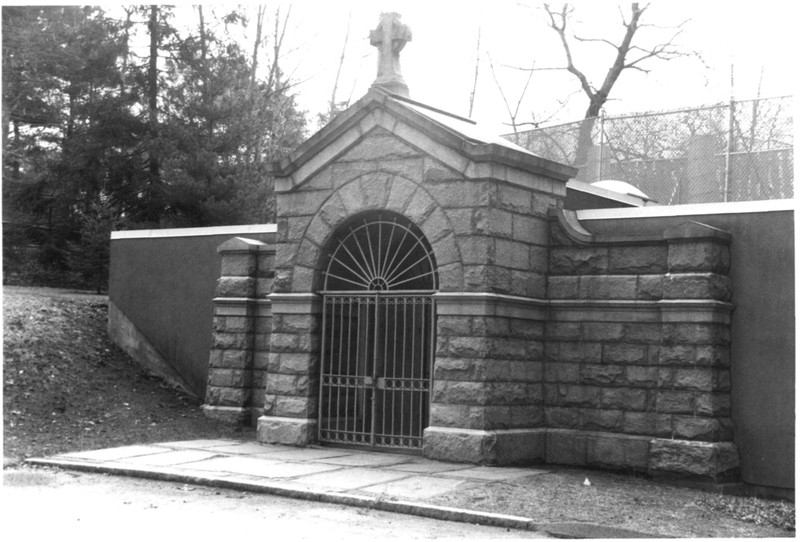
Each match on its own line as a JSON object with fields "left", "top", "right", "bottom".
{"left": 577, "top": 198, "right": 794, "bottom": 221}
{"left": 111, "top": 224, "right": 276, "bottom": 240}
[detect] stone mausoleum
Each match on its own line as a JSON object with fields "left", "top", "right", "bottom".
{"left": 202, "top": 13, "right": 739, "bottom": 480}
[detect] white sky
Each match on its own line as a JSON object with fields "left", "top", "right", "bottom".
{"left": 19, "top": 1, "right": 797, "bottom": 134}
{"left": 267, "top": 0, "right": 796, "bottom": 133}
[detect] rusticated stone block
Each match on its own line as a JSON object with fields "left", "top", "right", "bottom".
{"left": 582, "top": 408, "right": 624, "bottom": 431}
{"left": 474, "top": 207, "right": 513, "bottom": 238}
{"left": 602, "top": 344, "right": 647, "bottom": 364}
{"left": 695, "top": 393, "right": 731, "bottom": 417}
{"left": 673, "top": 368, "right": 715, "bottom": 391}
{"left": 434, "top": 357, "right": 486, "bottom": 381}
{"left": 579, "top": 275, "right": 638, "bottom": 299}
{"left": 429, "top": 403, "right": 472, "bottom": 428}
{"left": 654, "top": 390, "right": 696, "bottom": 414}
{"left": 544, "top": 405, "right": 582, "bottom": 429}
{"left": 547, "top": 275, "right": 580, "bottom": 299}
{"left": 672, "top": 416, "right": 730, "bottom": 441}
{"left": 208, "top": 368, "right": 237, "bottom": 387}
{"left": 512, "top": 214, "right": 547, "bottom": 245}
{"left": 447, "top": 336, "right": 490, "bottom": 358}
{"left": 472, "top": 316, "right": 510, "bottom": 337}
{"left": 257, "top": 416, "right": 317, "bottom": 446}
{"left": 558, "top": 341, "right": 602, "bottom": 363}
{"left": 427, "top": 179, "right": 494, "bottom": 209}
{"left": 495, "top": 239, "right": 529, "bottom": 270}
{"left": 587, "top": 433, "right": 650, "bottom": 469}
{"left": 404, "top": 188, "right": 436, "bottom": 223}
{"left": 438, "top": 262, "right": 463, "bottom": 291}
{"left": 273, "top": 314, "right": 317, "bottom": 334}
{"left": 214, "top": 333, "right": 250, "bottom": 352}
{"left": 510, "top": 318, "right": 544, "bottom": 339}
{"left": 544, "top": 362, "right": 580, "bottom": 383}
{"left": 649, "top": 439, "right": 739, "bottom": 481}
{"left": 637, "top": 275, "right": 664, "bottom": 300}
{"left": 434, "top": 381, "right": 487, "bottom": 405}
{"left": 546, "top": 321, "right": 581, "bottom": 341}
{"left": 220, "top": 254, "right": 258, "bottom": 277}
{"left": 549, "top": 384, "right": 601, "bottom": 408}
{"left": 266, "top": 373, "right": 309, "bottom": 396}
{"left": 624, "top": 323, "right": 663, "bottom": 344}
{"left": 497, "top": 184, "right": 532, "bottom": 213}
{"left": 625, "top": 365, "right": 658, "bottom": 387}
{"left": 622, "top": 411, "right": 672, "bottom": 437}
{"left": 600, "top": 388, "right": 647, "bottom": 410}
{"left": 217, "top": 276, "right": 256, "bottom": 297}
{"left": 550, "top": 247, "right": 608, "bottom": 274}
{"left": 419, "top": 207, "right": 452, "bottom": 244}
{"left": 278, "top": 190, "right": 327, "bottom": 217}
{"left": 664, "top": 323, "right": 730, "bottom": 345}
{"left": 278, "top": 352, "right": 317, "bottom": 374}
{"left": 270, "top": 332, "right": 299, "bottom": 352}
{"left": 437, "top": 316, "right": 472, "bottom": 336}
{"left": 664, "top": 273, "right": 732, "bottom": 301}
{"left": 510, "top": 405, "right": 546, "bottom": 427}
{"left": 461, "top": 236, "right": 493, "bottom": 266}
{"left": 695, "top": 345, "right": 730, "bottom": 367}
{"left": 268, "top": 395, "right": 317, "bottom": 417}
{"left": 488, "top": 337, "right": 527, "bottom": 360}
{"left": 581, "top": 364, "right": 625, "bottom": 385}
{"left": 668, "top": 241, "right": 730, "bottom": 274}
{"left": 659, "top": 345, "right": 695, "bottom": 365}
{"left": 582, "top": 322, "right": 625, "bottom": 341}
{"left": 206, "top": 386, "right": 250, "bottom": 407}
{"left": 608, "top": 245, "right": 667, "bottom": 274}
{"left": 546, "top": 429, "right": 588, "bottom": 465}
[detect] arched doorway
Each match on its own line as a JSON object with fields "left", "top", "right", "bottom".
{"left": 318, "top": 212, "right": 437, "bottom": 451}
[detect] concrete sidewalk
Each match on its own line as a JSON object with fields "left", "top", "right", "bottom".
{"left": 26, "top": 438, "right": 658, "bottom": 539}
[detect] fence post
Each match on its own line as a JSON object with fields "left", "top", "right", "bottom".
{"left": 724, "top": 99, "right": 734, "bottom": 202}
{"left": 597, "top": 110, "right": 605, "bottom": 183}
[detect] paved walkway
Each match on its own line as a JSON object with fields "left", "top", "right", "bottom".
{"left": 27, "top": 438, "right": 657, "bottom": 538}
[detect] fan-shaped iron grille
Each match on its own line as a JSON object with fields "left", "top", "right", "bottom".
{"left": 319, "top": 214, "right": 436, "bottom": 451}
{"left": 323, "top": 216, "right": 437, "bottom": 292}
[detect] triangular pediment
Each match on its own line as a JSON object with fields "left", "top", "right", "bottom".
{"left": 270, "top": 88, "right": 577, "bottom": 192}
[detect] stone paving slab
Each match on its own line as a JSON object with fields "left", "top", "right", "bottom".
{"left": 257, "top": 448, "right": 355, "bottom": 461}
{"left": 183, "top": 456, "right": 342, "bottom": 478}
{"left": 24, "top": 440, "right": 661, "bottom": 539}
{"left": 290, "top": 466, "right": 412, "bottom": 491}
{"left": 317, "top": 453, "right": 416, "bottom": 467}
{"left": 59, "top": 445, "right": 167, "bottom": 462}
{"left": 199, "top": 442, "right": 282, "bottom": 455}
{"left": 437, "top": 466, "right": 549, "bottom": 481}
{"left": 121, "top": 449, "right": 220, "bottom": 466}
{"left": 359, "top": 474, "right": 468, "bottom": 499}
{"left": 384, "top": 460, "right": 473, "bottom": 474}
{"left": 156, "top": 439, "right": 240, "bottom": 449}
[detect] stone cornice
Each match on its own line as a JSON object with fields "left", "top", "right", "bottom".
{"left": 433, "top": 291, "right": 733, "bottom": 324}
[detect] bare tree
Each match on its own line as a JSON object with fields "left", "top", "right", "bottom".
{"left": 543, "top": 3, "right": 687, "bottom": 167}
{"left": 468, "top": 27, "right": 481, "bottom": 117}
{"left": 488, "top": 53, "right": 535, "bottom": 140}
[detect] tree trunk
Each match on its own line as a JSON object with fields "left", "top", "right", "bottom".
{"left": 146, "top": 5, "right": 161, "bottom": 219}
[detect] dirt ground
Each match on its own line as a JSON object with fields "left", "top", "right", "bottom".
{"left": 2, "top": 286, "right": 794, "bottom": 538}
{"left": 3, "top": 286, "right": 250, "bottom": 463}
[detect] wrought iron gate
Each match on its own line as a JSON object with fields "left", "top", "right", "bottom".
{"left": 318, "top": 215, "right": 437, "bottom": 451}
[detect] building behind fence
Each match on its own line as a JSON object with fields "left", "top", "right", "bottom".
{"left": 506, "top": 96, "right": 793, "bottom": 205}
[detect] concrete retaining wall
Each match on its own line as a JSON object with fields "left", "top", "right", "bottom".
{"left": 108, "top": 225, "right": 276, "bottom": 398}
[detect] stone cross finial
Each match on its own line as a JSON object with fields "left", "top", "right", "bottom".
{"left": 369, "top": 12, "right": 412, "bottom": 97}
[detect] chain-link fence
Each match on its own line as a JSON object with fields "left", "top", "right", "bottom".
{"left": 505, "top": 96, "right": 793, "bottom": 205}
